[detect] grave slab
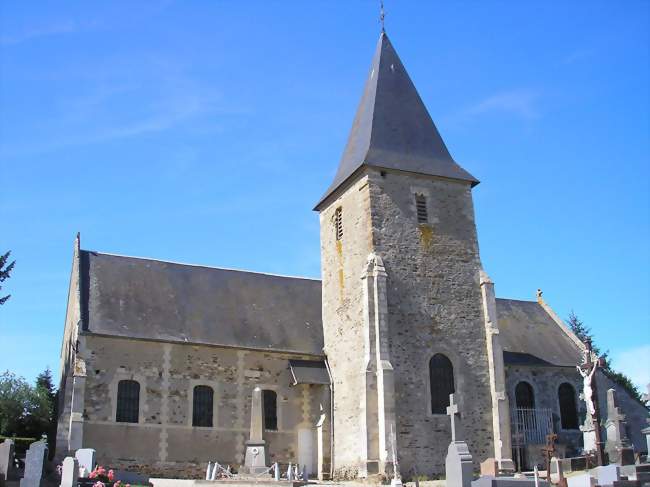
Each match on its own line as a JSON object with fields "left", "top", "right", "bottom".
{"left": 19, "top": 440, "right": 47, "bottom": 487}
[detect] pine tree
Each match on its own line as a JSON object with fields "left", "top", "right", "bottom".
{"left": 0, "top": 251, "right": 16, "bottom": 305}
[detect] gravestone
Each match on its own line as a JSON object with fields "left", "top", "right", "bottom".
{"left": 0, "top": 439, "right": 17, "bottom": 483}
{"left": 74, "top": 448, "right": 96, "bottom": 475}
{"left": 19, "top": 440, "right": 47, "bottom": 487}
{"left": 472, "top": 477, "right": 550, "bottom": 487}
{"left": 481, "top": 459, "right": 499, "bottom": 477}
{"left": 604, "top": 389, "right": 634, "bottom": 465}
{"left": 59, "top": 457, "right": 79, "bottom": 487}
{"left": 591, "top": 465, "right": 621, "bottom": 487}
{"left": 566, "top": 473, "right": 596, "bottom": 487}
{"left": 549, "top": 457, "right": 566, "bottom": 487}
{"left": 243, "top": 387, "right": 269, "bottom": 475}
{"left": 445, "top": 394, "right": 474, "bottom": 487}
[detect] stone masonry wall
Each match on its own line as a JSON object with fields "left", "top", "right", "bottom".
{"left": 319, "top": 172, "right": 374, "bottom": 478}
{"left": 79, "top": 334, "right": 330, "bottom": 478}
{"left": 366, "top": 169, "right": 495, "bottom": 477}
{"left": 506, "top": 365, "right": 583, "bottom": 468}
{"left": 506, "top": 366, "right": 649, "bottom": 468}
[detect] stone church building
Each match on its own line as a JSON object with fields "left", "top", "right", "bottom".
{"left": 55, "top": 33, "right": 648, "bottom": 479}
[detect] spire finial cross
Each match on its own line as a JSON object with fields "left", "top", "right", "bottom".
{"left": 379, "top": 0, "right": 386, "bottom": 33}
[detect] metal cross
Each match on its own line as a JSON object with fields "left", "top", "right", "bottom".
{"left": 379, "top": 0, "right": 386, "bottom": 33}
{"left": 446, "top": 393, "right": 460, "bottom": 442}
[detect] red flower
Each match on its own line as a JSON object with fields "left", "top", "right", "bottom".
{"left": 108, "top": 470, "right": 115, "bottom": 481}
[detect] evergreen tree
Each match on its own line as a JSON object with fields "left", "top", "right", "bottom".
{"left": 0, "top": 251, "right": 15, "bottom": 305}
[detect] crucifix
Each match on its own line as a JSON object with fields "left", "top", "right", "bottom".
{"left": 447, "top": 393, "right": 461, "bottom": 442}
{"left": 578, "top": 339, "right": 605, "bottom": 466}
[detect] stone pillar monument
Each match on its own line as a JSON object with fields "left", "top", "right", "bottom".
{"left": 243, "top": 387, "right": 269, "bottom": 475}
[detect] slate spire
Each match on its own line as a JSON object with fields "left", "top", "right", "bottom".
{"left": 315, "top": 33, "right": 478, "bottom": 210}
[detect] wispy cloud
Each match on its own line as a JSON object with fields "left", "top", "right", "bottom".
{"left": 0, "top": 20, "right": 96, "bottom": 46}
{"left": 563, "top": 49, "right": 593, "bottom": 65}
{"left": 444, "top": 89, "right": 541, "bottom": 126}
{"left": 466, "top": 90, "right": 540, "bottom": 120}
{"left": 610, "top": 344, "right": 650, "bottom": 390}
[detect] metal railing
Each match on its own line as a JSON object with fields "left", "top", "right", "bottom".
{"left": 511, "top": 407, "right": 553, "bottom": 446}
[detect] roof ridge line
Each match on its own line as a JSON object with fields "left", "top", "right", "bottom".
{"left": 81, "top": 249, "right": 322, "bottom": 282}
{"left": 537, "top": 295, "right": 586, "bottom": 351}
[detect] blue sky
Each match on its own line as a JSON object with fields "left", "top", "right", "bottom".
{"left": 1, "top": 1, "right": 648, "bottom": 389}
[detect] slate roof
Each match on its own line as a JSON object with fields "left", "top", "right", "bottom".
{"left": 315, "top": 32, "right": 478, "bottom": 210}
{"left": 78, "top": 250, "right": 324, "bottom": 356}
{"left": 496, "top": 298, "right": 582, "bottom": 367}
{"left": 78, "top": 251, "right": 582, "bottom": 367}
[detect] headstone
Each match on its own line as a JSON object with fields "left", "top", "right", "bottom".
{"left": 0, "top": 439, "right": 17, "bottom": 483}
{"left": 243, "top": 387, "right": 269, "bottom": 475}
{"left": 549, "top": 458, "right": 563, "bottom": 485}
{"left": 59, "top": 456, "right": 79, "bottom": 487}
{"left": 641, "top": 426, "right": 650, "bottom": 459}
{"left": 19, "top": 440, "right": 47, "bottom": 487}
{"left": 604, "top": 389, "right": 635, "bottom": 465}
{"left": 74, "top": 448, "right": 96, "bottom": 475}
{"left": 591, "top": 465, "right": 621, "bottom": 487}
{"left": 206, "top": 462, "right": 213, "bottom": 480}
{"left": 481, "top": 459, "right": 499, "bottom": 477}
{"left": 566, "top": 473, "right": 596, "bottom": 487}
{"left": 472, "top": 477, "right": 550, "bottom": 487}
{"left": 445, "top": 394, "right": 474, "bottom": 487}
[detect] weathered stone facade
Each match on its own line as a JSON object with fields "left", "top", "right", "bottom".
{"left": 319, "top": 168, "right": 496, "bottom": 478}
{"left": 58, "top": 334, "right": 330, "bottom": 478}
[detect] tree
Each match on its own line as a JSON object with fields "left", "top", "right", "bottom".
{"left": 0, "top": 371, "right": 33, "bottom": 436}
{"left": 0, "top": 368, "right": 58, "bottom": 446}
{"left": 0, "top": 251, "right": 15, "bottom": 305}
{"left": 568, "top": 311, "right": 642, "bottom": 404}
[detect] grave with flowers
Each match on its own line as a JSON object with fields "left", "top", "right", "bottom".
{"left": 77, "top": 464, "right": 153, "bottom": 487}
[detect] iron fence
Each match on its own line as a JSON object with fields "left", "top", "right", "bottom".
{"left": 511, "top": 407, "right": 554, "bottom": 446}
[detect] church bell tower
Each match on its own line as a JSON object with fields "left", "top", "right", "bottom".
{"left": 315, "top": 32, "right": 502, "bottom": 478}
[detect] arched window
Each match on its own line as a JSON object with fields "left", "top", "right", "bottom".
{"left": 263, "top": 390, "right": 278, "bottom": 431}
{"left": 558, "top": 383, "right": 578, "bottom": 429}
{"left": 429, "top": 354, "right": 454, "bottom": 414}
{"left": 116, "top": 380, "right": 140, "bottom": 423}
{"left": 193, "top": 385, "right": 214, "bottom": 427}
{"left": 515, "top": 381, "right": 535, "bottom": 409}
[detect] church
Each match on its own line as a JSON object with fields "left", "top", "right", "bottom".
{"left": 55, "top": 32, "right": 648, "bottom": 480}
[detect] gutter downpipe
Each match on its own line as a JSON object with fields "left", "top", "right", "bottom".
{"left": 324, "top": 356, "right": 334, "bottom": 479}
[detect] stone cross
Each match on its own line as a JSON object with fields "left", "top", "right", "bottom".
{"left": 604, "top": 388, "right": 634, "bottom": 465}
{"left": 0, "top": 439, "right": 16, "bottom": 483}
{"left": 19, "top": 440, "right": 47, "bottom": 487}
{"left": 59, "top": 456, "right": 79, "bottom": 487}
{"left": 447, "top": 394, "right": 460, "bottom": 442}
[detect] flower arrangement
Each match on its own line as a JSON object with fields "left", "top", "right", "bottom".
{"left": 83, "top": 465, "right": 130, "bottom": 487}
